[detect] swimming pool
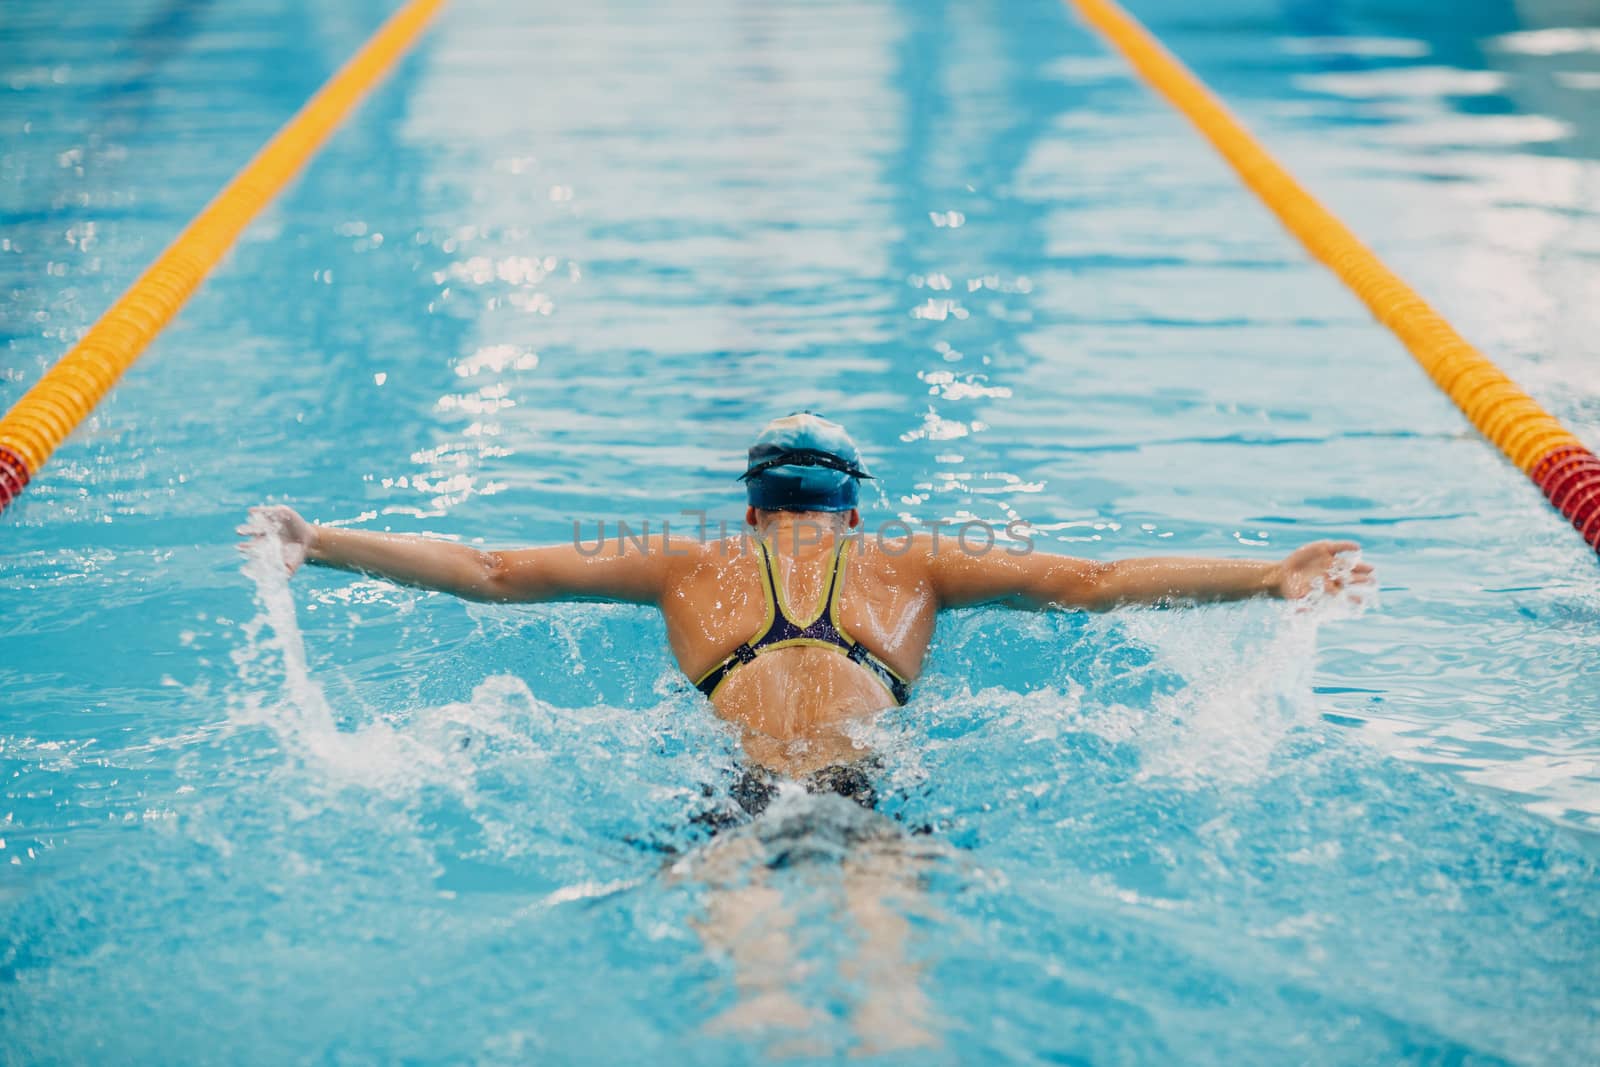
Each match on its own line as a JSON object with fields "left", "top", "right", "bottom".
{"left": 3, "top": 0, "right": 1598, "bottom": 1061}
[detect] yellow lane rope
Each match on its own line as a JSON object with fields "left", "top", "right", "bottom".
{"left": 0, "top": 0, "right": 450, "bottom": 512}
{"left": 1064, "top": 0, "right": 1600, "bottom": 552}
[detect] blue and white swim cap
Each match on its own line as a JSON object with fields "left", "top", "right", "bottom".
{"left": 741, "top": 412, "right": 871, "bottom": 513}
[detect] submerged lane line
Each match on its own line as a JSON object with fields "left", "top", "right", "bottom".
{"left": 0, "top": 0, "right": 450, "bottom": 515}
{"left": 1064, "top": 0, "right": 1600, "bottom": 555}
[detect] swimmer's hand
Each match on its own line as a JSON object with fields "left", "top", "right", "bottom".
{"left": 237, "top": 505, "right": 317, "bottom": 576}
{"left": 1271, "top": 541, "right": 1372, "bottom": 599}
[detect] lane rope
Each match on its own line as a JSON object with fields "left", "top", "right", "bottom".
{"left": 0, "top": 0, "right": 450, "bottom": 515}
{"left": 1065, "top": 0, "right": 1600, "bottom": 553}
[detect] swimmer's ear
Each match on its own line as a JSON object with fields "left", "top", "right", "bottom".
{"left": 745, "top": 506, "right": 758, "bottom": 529}
{"left": 846, "top": 508, "right": 860, "bottom": 529}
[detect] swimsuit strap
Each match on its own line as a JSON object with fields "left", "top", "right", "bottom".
{"left": 760, "top": 535, "right": 840, "bottom": 631}
{"left": 822, "top": 537, "right": 855, "bottom": 635}
{"left": 822, "top": 536, "right": 851, "bottom": 627}
{"left": 694, "top": 536, "right": 910, "bottom": 705}
{"left": 692, "top": 539, "right": 777, "bottom": 698}
{"left": 828, "top": 540, "right": 911, "bottom": 705}
{"left": 753, "top": 537, "right": 783, "bottom": 625}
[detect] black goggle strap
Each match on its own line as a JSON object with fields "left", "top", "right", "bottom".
{"left": 739, "top": 449, "right": 872, "bottom": 482}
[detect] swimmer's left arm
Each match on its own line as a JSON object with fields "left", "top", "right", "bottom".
{"left": 930, "top": 539, "right": 1370, "bottom": 611}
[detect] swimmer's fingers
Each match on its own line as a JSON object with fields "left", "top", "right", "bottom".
{"left": 1277, "top": 540, "right": 1370, "bottom": 599}
{"left": 242, "top": 504, "right": 302, "bottom": 526}
{"left": 237, "top": 509, "right": 280, "bottom": 539}
{"left": 234, "top": 538, "right": 297, "bottom": 570}
{"left": 1290, "top": 539, "right": 1362, "bottom": 562}
{"left": 238, "top": 504, "right": 314, "bottom": 547}
{"left": 1325, "top": 563, "right": 1374, "bottom": 593}
{"left": 1333, "top": 545, "right": 1375, "bottom": 585}
{"left": 235, "top": 506, "right": 309, "bottom": 576}
{"left": 1327, "top": 553, "right": 1374, "bottom": 586}
{"left": 1323, "top": 562, "right": 1378, "bottom": 612}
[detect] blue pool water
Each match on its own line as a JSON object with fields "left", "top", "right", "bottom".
{"left": 3, "top": 0, "right": 1599, "bottom": 1062}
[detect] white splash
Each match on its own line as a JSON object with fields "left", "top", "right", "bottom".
{"left": 1130, "top": 580, "right": 1375, "bottom": 788}
{"left": 233, "top": 518, "right": 539, "bottom": 799}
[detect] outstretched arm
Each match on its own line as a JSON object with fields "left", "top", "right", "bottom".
{"left": 239, "top": 505, "right": 681, "bottom": 605}
{"left": 929, "top": 539, "right": 1371, "bottom": 611}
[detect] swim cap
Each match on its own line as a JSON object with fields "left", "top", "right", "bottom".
{"left": 741, "top": 412, "right": 871, "bottom": 513}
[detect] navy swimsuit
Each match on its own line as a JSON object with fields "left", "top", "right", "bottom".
{"left": 693, "top": 538, "right": 910, "bottom": 706}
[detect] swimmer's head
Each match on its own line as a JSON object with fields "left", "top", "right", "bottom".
{"left": 741, "top": 412, "right": 870, "bottom": 516}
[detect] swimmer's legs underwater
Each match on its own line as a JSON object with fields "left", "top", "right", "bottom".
{"left": 689, "top": 833, "right": 822, "bottom": 1044}
{"left": 674, "top": 793, "right": 943, "bottom": 1055}
{"left": 839, "top": 848, "right": 939, "bottom": 1053}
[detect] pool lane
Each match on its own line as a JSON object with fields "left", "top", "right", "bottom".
{"left": 1068, "top": 0, "right": 1600, "bottom": 554}
{"left": 0, "top": 0, "right": 449, "bottom": 513}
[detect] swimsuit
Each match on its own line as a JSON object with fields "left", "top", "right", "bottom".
{"left": 732, "top": 760, "right": 879, "bottom": 817}
{"left": 693, "top": 538, "right": 910, "bottom": 705}
{"left": 689, "top": 758, "right": 881, "bottom": 836}
{"left": 686, "top": 756, "right": 935, "bottom": 861}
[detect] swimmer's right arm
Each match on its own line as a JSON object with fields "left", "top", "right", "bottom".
{"left": 239, "top": 505, "right": 684, "bottom": 605}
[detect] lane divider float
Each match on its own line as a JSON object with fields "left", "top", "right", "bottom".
{"left": 1064, "top": 0, "right": 1600, "bottom": 553}
{"left": 0, "top": 0, "right": 450, "bottom": 515}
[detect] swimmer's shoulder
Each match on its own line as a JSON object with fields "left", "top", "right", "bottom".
{"left": 657, "top": 532, "right": 758, "bottom": 581}
{"left": 848, "top": 531, "right": 940, "bottom": 580}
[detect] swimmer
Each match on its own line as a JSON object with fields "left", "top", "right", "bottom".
{"left": 241, "top": 412, "right": 1372, "bottom": 784}
{"left": 242, "top": 411, "right": 1372, "bottom": 1052}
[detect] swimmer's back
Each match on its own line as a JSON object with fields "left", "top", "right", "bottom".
{"left": 659, "top": 531, "right": 939, "bottom": 774}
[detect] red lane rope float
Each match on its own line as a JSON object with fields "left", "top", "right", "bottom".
{"left": 0, "top": 0, "right": 450, "bottom": 515}
{"left": 0, "top": 446, "right": 29, "bottom": 507}
{"left": 1064, "top": 0, "right": 1600, "bottom": 554}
